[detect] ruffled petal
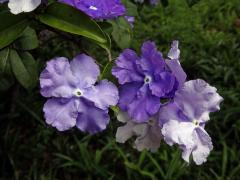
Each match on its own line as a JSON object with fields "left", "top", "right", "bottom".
{"left": 40, "top": 57, "right": 78, "bottom": 98}
{"left": 112, "top": 49, "right": 143, "bottom": 84}
{"left": 138, "top": 41, "right": 165, "bottom": 75}
{"left": 83, "top": 80, "right": 119, "bottom": 110}
{"left": 128, "top": 85, "right": 161, "bottom": 122}
{"left": 175, "top": 79, "right": 223, "bottom": 122}
{"left": 76, "top": 99, "right": 110, "bottom": 134}
{"left": 118, "top": 82, "right": 143, "bottom": 111}
{"left": 116, "top": 120, "right": 136, "bottom": 143}
{"left": 192, "top": 128, "right": 213, "bottom": 165}
{"left": 166, "top": 59, "right": 186, "bottom": 89}
{"left": 70, "top": 54, "right": 100, "bottom": 88}
{"left": 149, "top": 71, "right": 177, "bottom": 97}
{"left": 8, "top": 0, "right": 41, "bottom": 14}
{"left": 43, "top": 98, "right": 78, "bottom": 131}
{"left": 167, "top": 40, "right": 180, "bottom": 60}
{"left": 159, "top": 102, "right": 188, "bottom": 125}
{"left": 161, "top": 120, "right": 195, "bottom": 147}
{"left": 116, "top": 111, "right": 162, "bottom": 152}
{"left": 134, "top": 118, "right": 162, "bottom": 152}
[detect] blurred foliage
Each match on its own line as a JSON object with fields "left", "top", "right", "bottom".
{"left": 0, "top": 0, "right": 240, "bottom": 179}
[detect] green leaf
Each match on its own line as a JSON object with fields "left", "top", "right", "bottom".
{"left": 14, "top": 27, "right": 38, "bottom": 50}
{"left": 38, "top": 2, "right": 107, "bottom": 44}
{"left": 122, "top": 0, "right": 138, "bottom": 16}
{"left": 110, "top": 17, "right": 132, "bottom": 49}
{"left": 0, "top": 48, "right": 10, "bottom": 73}
{"left": 0, "top": 11, "right": 28, "bottom": 49}
{"left": 9, "top": 50, "right": 37, "bottom": 89}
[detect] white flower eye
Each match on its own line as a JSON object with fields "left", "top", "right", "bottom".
{"left": 74, "top": 89, "right": 82, "bottom": 97}
{"left": 192, "top": 119, "right": 200, "bottom": 127}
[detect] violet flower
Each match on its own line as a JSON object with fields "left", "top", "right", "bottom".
{"left": 40, "top": 54, "right": 119, "bottom": 134}
{"left": 112, "top": 41, "right": 184, "bottom": 122}
{"left": 125, "top": 16, "right": 135, "bottom": 28}
{"left": 60, "top": 0, "right": 126, "bottom": 20}
{"left": 159, "top": 79, "right": 223, "bottom": 165}
{"left": 116, "top": 111, "right": 162, "bottom": 152}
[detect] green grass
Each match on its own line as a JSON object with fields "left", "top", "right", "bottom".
{"left": 0, "top": 0, "right": 240, "bottom": 179}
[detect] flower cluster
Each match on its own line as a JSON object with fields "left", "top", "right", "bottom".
{"left": 31, "top": 0, "right": 224, "bottom": 166}
{"left": 113, "top": 41, "right": 223, "bottom": 165}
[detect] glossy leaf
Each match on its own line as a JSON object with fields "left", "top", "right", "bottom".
{"left": 9, "top": 50, "right": 37, "bottom": 89}
{"left": 14, "top": 27, "right": 38, "bottom": 50}
{"left": 0, "top": 11, "right": 28, "bottom": 49}
{"left": 38, "top": 2, "right": 107, "bottom": 44}
{"left": 0, "top": 48, "right": 10, "bottom": 74}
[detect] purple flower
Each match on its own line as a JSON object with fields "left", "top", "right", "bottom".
{"left": 40, "top": 54, "right": 119, "bottom": 134}
{"left": 59, "top": 0, "right": 126, "bottom": 20}
{"left": 116, "top": 111, "right": 162, "bottom": 152}
{"left": 112, "top": 41, "right": 184, "bottom": 122}
{"left": 125, "top": 16, "right": 135, "bottom": 28}
{"left": 159, "top": 79, "right": 223, "bottom": 165}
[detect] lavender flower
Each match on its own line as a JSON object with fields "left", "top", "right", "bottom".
{"left": 159, "top": 79, "right": 223, "bottom": 165}
{"left": 116, "top": 111, "right": 162, "bottom": 152}
{"left": 125, "top": 16, "right": 135, "bottom": 28}
{"left": 0, "top": 0, "right": 41, "bottom": 14}
{"left": 112, "top": 41, "right": 184, "bottom": 122}
{"left": 60, "top": 0, "right": 126, "bottom": 20}
{"left": 40, "top": 54, "right": 119, "bottom": 134}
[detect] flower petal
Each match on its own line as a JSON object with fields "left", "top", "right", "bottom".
{"left": 118, "top": 82, "right": 143, "bottom": 111}
{"left": 116, "top": 120, "right": 136, "bottom": 143}
{"left": 8, "top": 0, "right": 41, "bottom": 14}
{"left": 166, "top": 59, "right": 186, "bottom": 89}
{"left": 83, "top": 80, "right": 119, "bottom": 110}
{"left": 175, "top": 79, "right": 223, "bottom": 122}
{"left": 134, "top": 119, "right": 162, "bottom": 152}
{"left": 167, "top": 40, "right": 180, "bottom": 60}
{"left": 70, "top": 54, "right": 100, "bottom": 88}
{"left": 40, "top": 57, "right": 78, "bottom": 98}
{"left": 112, "top": 49, "right": 143, "bottom": 84}
{"left": 128, "top": 85, "right": 161, "bottom": 122}
{"left": 192, "top": 128, "right": 213, "bottom": 165}
{"left": 162, "top": 120, "right": 195, "bottom": 147}
{"left": 43, "top": 98, "right": 78, "bottom": 131}
{"left": 149, "top": 71, "right": 177, "bottom": 97}
{"left": 138, "top": 41, "right": 165, "bottom": 75}
{"left": 76, "top": 99, "right": 110, "bottom": 134}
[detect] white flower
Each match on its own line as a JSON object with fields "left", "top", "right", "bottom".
{"left": 116, "top": 111, "right": 162, "bottom": 152}
{"left": 6, "top": 0, "right": 41, "bottom": 14}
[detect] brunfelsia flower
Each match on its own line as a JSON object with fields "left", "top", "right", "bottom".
{"left": 159, "top": 79, "right": 223, "bottom": 165}
{"left": 0, "top": 0, "right": 41, "bottom": 14}
{"left": 116, "top": 111, "right": 162, "bottom": 152}
{"left": 40, "top": 54, "right": 119, "bottom": 134}
{"left": 125, "top": 16, "right": 135, "bottom": 28}
{"left": 60, "top": 0, "right": 126, "bottom": 20}
{"left": 112, "top": 41, "right": 185, "bottom": 122}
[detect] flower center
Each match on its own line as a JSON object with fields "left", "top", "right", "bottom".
{"left": 74, "top": 89, "right": 82, "bottom": 97}
{"left": 192, "top": 119, "right": 200, "bottom": 127}
{"left": 144, "top": 75, "right": 152, "bottom": 84}
{"left": 89, "top": 6, "right": 98, "bottom": 10}
{"left": 148, "top": 118, "right": 155, "bottom": 126}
